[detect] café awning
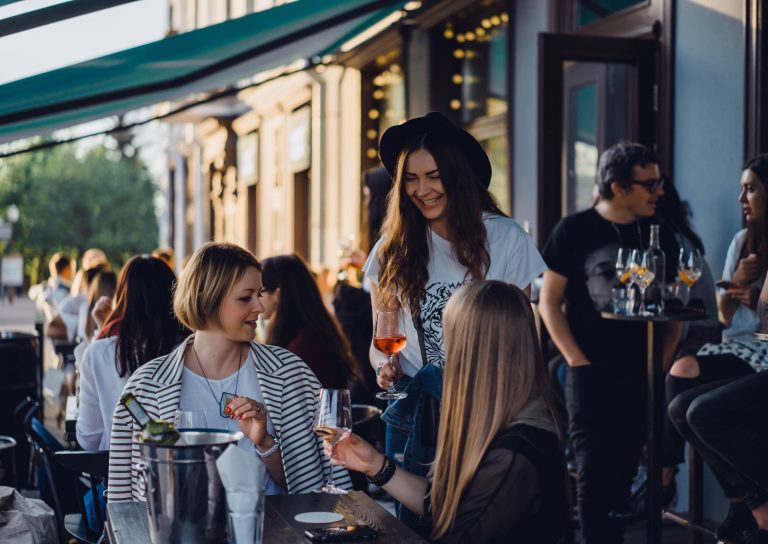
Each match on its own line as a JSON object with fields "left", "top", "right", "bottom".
{"left": 0, "top": 0, "right": 405, "bottom": 144}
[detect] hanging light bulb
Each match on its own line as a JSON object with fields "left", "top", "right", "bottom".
{"left": 373, "top": 89, "right": 384, "bottom": 100}
{"left": 366, "top": 129, "right": 377, "bottom": 140}
{"left": 449, "top": 99, "right": 462, "bottom": 110}
{"left": 453, "top": 49, "right": 465, "bottom": 59}
{"left": 452, "top": 74, "right": 463, "bottom": 84}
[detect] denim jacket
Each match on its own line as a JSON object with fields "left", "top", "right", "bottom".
{"left": 382, "top": 363, "right": 443, "bottom": 478}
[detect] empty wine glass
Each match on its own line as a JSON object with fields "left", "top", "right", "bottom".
{"left": 374, "top": 308, "right": 408, "bottom": 401}
{"left": 313, "top": 388, "right": 352, "bottom": 494}
{"left": 630, "top": 249, "right": 656, "bottom": 316}
{"left": 173, "top": 409, "right": 208, "bottom": 431}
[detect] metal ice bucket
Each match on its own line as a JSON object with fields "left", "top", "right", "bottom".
{"left": 137, "top": 430, "right": 243, "bottom": 544}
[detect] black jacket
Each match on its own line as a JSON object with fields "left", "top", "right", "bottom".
{"left": 429, "top": 424, "right": 568, "bottom": 544}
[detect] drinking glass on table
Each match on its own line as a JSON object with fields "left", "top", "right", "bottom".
{"left": 314, "top": 388, "right": 352, "bottom": 494}
{"left": 173, "top": 409, "right": 208, "bottom": 431}
{"left": 630, "top": 249, "right": 656, "bottom": 316}
{"left": 615, "top": 247, "right": 632, "bottom": 286}
{"left": 678, "top": 247, "right": 703, "bottom": 288}
{"left": 374, "top": 308, "right": 408, "bottom": 401}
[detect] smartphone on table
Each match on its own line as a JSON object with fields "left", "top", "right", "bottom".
{"left": 304, "top": 525, "right": 378, "bottom": 542}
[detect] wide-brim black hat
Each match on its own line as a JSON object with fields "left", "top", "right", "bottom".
{"left": 378, "top": 112, "right": 492, "bottom": 188}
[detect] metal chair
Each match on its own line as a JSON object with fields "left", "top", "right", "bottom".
{"left": 17, "top": 397, "right": 108, "bottom": 543}
{"left": 53, "top": 450, "right": 109, "bottom": 544}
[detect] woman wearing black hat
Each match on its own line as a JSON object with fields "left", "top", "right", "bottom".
{"left": 361, "top": 112, "right": 546, "bottom": 526}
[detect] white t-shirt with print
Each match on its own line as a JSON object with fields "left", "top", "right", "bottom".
{"left": 363, "top": 213, "right": 547, "bottom": 377}
{"left": 720, "top": 229, "right": 763, "bottom": 339}
{"left": 179, "top": 351, "right": 285, "bottom": 495}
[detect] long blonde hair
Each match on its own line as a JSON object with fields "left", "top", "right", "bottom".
{"left": 430, "top": 281, "right": 561, "bottom": 539}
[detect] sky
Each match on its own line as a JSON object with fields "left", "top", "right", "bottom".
{"left": 0, "top": 0, "right": 168, "bottom": 85}
{"left": 0, "top": 0, "right": 172, "bottom": 226}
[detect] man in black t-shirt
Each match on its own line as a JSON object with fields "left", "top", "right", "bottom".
{"left": 540, "top": 142, "right": 681, "bottom": 543}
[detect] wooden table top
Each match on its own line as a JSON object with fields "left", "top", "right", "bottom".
{"left": 106, "top": 491, "right": 426, "bottom": 543}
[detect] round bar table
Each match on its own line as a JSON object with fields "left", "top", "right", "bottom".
{"left": 601, "top": 310, "right": 707, "bottom": 544}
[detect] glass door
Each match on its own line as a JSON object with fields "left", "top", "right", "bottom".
{"left": 538, "top": 33, "right": 657, "bottom": 245}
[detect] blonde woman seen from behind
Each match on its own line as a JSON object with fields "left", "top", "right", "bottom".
{"left": 325, "top": 281, "right": 567, "bottom": 543}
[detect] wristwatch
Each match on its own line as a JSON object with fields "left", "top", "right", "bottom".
{"left": 254, "top": 435, "right": 280, "bottom": 458}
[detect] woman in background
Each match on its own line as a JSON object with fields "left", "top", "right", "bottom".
{"left": 666, "top": 154, "right": 768, "bottom": 541}
{"left": 260, "top": 254, "right": 358, "bottom": 390}
{"left": 76, "top": 256, "right": 186, "bottom": 451}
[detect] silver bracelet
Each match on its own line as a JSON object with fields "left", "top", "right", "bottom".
{"left": 254, "top": 435, "right": 280, "bottom": 458}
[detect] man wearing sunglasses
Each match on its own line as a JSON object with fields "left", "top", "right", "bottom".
{"left": 539, "top": 141, "right": 681, "bottom": 543}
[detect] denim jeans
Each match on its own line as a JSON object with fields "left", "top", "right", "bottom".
{"left": 686, "top": 371, "right": 768, "bottom": 510}
{"left": 381, "top": 364, "right": 443, "bottom": 537}
{"left": 565, "top": 361, "right": 646, "bottom": 544}
{"left": 664, "top": 353, "right": 753, "bottom": 467}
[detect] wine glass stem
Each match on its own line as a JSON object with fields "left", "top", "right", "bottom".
{"left": 327, "top": 443, "right": 336, "bottom": 488}
{"left": 387, "top": 355, "right": 397, "bottom": 394}
{"left": 639, "top": 286, "right": 647, "bottom": 314}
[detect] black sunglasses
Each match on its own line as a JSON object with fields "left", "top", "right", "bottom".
{"left": 628, "top": 177, "right": 665, "bottom": 194}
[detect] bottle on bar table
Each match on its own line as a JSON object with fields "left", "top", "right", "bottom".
{"left": 647, "top": 224, "right": 666, "bottom": 315}
{"left": 120, "top": 392, "right": 180, "bottom": 445}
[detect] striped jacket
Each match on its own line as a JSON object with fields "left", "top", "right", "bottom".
{"left": 107, "top": 336, "right": 351, "bottom": 502}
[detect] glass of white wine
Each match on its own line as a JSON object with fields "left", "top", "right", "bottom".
{"left": 678, "top": 247, "right": 703, "bottom": 288}
{"left": 615, "top": 247, "right": 632, "bottom": 286}
{"left": 313, "top": 388, "right": 352, "bottom": 494}
{"left": 630, "top": 249, "right": 656, "bottom": 316}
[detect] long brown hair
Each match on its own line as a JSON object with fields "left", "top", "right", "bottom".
{"left": 377, "top": 132, "right": 504, "bottom": 312}
{"left": 107, "top": 256, "right": 188, "bottom": 377}
{"left": 741, "top": 154, "right": 768, "bottom": 265}
{"left": 261, "top": 255, "right": 357, "bottom": 384}
{"left": 430, "top": 281, "right": 562, "bottom": 539}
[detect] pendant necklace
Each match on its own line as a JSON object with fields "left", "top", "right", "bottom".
{"left": 191, "top": 342, "right": 244, "bottom": 418}
{"left": 610, "top": 220, "right": 643, "bottom": 250}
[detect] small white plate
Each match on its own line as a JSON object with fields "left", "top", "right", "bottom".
{"left": 294, "top": 512, "right": 344, "bottom": 524}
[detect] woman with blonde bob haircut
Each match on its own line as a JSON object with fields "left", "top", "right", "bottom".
{"left": 108, "top": 242, "right": 350, "bottom": 502}
{"left": 325, "top": 281, "right": 567, "bottom": 542}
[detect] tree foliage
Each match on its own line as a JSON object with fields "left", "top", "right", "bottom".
{"left": 0, "top": 143, "right": 159, "bottom": 284}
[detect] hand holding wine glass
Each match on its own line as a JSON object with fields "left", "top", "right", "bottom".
{"left": 313, "top": 388, "right": 352, "bottom": 494}
{"left": 374, "top": 308, "right": 408, "bottom": 400}
{"left": 322, "top": 432, "right": 383, "bottom": 477}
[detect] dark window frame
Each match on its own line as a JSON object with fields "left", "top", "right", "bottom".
{"left": 557, "top": 0, "right": 673, "bottom": 178}
{"left": 744, "top": 0, "right": 768, "bottom": 161}
{"left": 423, "top": 0, "right": 515, "bottom": 212}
